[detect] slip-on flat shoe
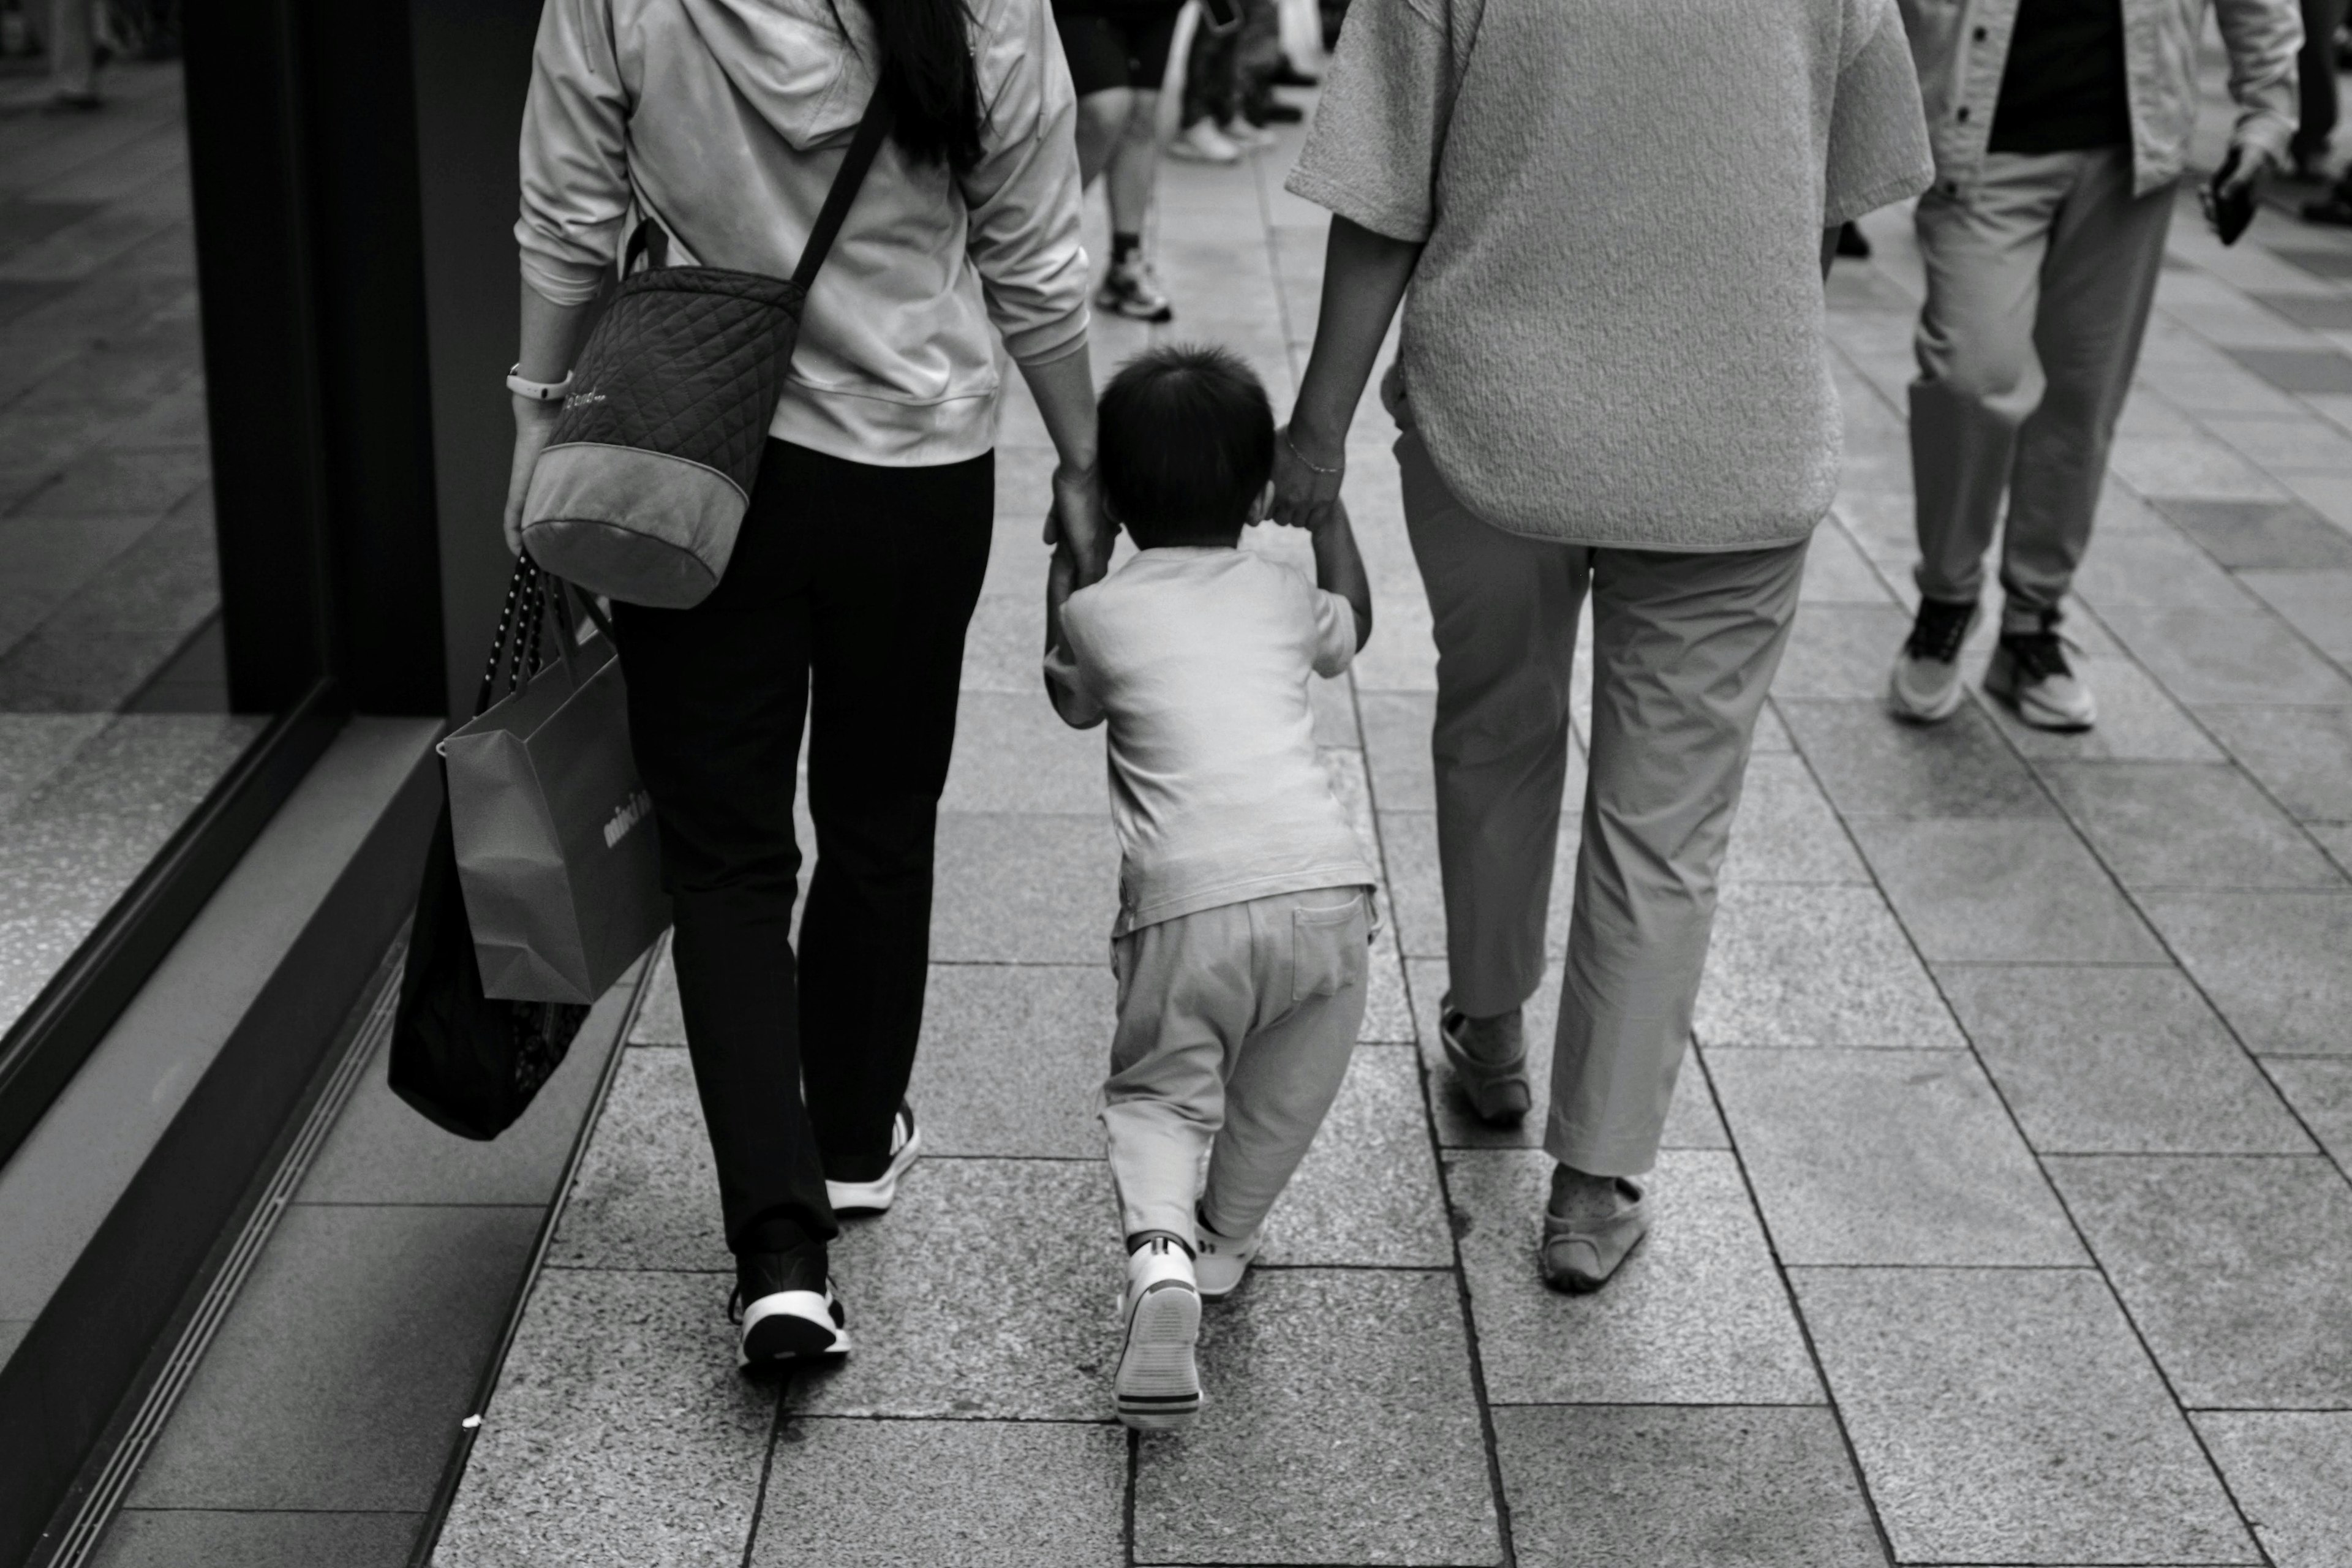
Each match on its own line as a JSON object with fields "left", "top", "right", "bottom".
{"left": 1438, "top": 998, "right": 1532, "bottom": 1127}
{"left": 1539, "top": 1180, "right": 1651, "bottom": 1294}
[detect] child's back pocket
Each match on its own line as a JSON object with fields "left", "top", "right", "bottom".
{"left": 1290, "top": 894, "right": 1367, "bottom": 1003}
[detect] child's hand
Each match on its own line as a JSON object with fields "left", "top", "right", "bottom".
{"left": 1047, "top": 461, "right": 1114, "bottom": 584}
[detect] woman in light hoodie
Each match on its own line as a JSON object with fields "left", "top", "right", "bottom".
{"left": 505, "top": 0, "right": 1103, "bottom": 1368}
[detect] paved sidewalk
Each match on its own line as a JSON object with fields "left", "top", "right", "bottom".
{"left": 434, "top": 111, "right": 2352, "bottom": 1567}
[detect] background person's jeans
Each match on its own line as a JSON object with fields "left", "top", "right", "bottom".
{"left": 1909, "top": 148, "right": 2173, "bottom": 628}
{"left": 614, "top": 439, "right": 993, "bottom": 1258}
{"left": 1396, "top": 428, "right": 1806, "bottom": 1178}
{"left": 1181, "top": 0, "right": 1283, "bottom": 127}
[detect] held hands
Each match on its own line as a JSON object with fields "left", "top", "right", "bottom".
{"left": 502, "top": 394, "right": 564, "bottom": 556}
{"left": 1044, "top": 459, "right": 1113, "bottom": 585}
{"left": 1272, "top": 420, "right": 1346, "bottom": 532}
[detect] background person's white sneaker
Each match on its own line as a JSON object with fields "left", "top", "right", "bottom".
{"left": 1222, "top": 118, "right": 1278, "bottom": 151}
{"left": 825, "top": 1101, "right": 921, "bottom": 1215}
{"left": 1887, "top": 596, "right": 1980, "bottom": 723}
{"left": 1167, "top": 119, "right": 1241, "bottom": 163}
{"left": 1984, "top": 622, "right": 2097, "bottom": 731}
{"left": 1114, "top": 1236, "right": 1202, "bottom": 1430}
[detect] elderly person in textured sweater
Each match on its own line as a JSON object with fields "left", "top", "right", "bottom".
{"left": 1273, "top": 0, "right": 1932, "bottom": 1291}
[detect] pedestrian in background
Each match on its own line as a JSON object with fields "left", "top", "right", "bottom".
{"left": 1054, "top": 0, "right": 1188, "bottom": 320}
{"left": 508, "top": 0, "right": 1104, "bottom": 1370}
{"left": 48, "top": 0, "right": 100, "bottom": 110}
{"left": 1169, "top": 0, "right": 1286, "bottom": 164}
{"left": 1276, "top": 0, "right": 1931, "bottom": 1292}
{"left": 2295, "top": 0, "right": 2347, "bottom": 179}
{"left": 1886, "top": 0, "right": 2298, "bottom": 731}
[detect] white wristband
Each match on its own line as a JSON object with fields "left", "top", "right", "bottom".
{"left": 507, "top": 365, "right": 574, "bottom": 402}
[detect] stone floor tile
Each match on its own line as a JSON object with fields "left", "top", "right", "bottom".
{"left": 630, "top": 937, "right": 684, "bottom": 1044}
{"left": 1720, "top": 752, "right": 1871, "bottom": 883}
{"left": 931, "top": 813, "right": 1119, "bottom": 963}
{"left": 1780, "top": 698, "right": 2056, "bottom": 820}
{"left": 94, "top": 1512, "right": 415, "bottom": 1568}
{"left": 750, "top": 1419, "right": 1127, "bottom": 1568}
{"left": 2150, "top": 497, "right": 2352, "bottom": 568}
{"left": 2196, "top": 704, "right": 2352, "bottom": 820}
{"left": 433, "top": 1270, "right": 775, "bottom": 1568}
{"left": 1983, "top": 648, "right": 2226, "bottom": 761}
{"left": 2237, "top": 568, "right": 2352, "bottom": 665}
{"left": 2192, "top": 1412, "right": 2352, "bottom": 1568}
{"left": 2040, "top": 761, "right": 2345, "bottom": 889}
{"left": 1408, "top": 959, "right": 1729, "bottom": 1152}
{"left": 793, "top": 1158, "right": 1120, "bottom": 1419}
{"left": 910, "top": 965, "right": 1114, "bottom": 1158}
{"left": 2111, "top": 428, "right": 2290, "bottom": 496}
{"left": 1942, "top": 965, "right": 2312, "bottom": 1154}
{"left": 957, "top": 592, "right": 1045, "bottom": 693}
{"left": 2317, "top": 822, "right": 2352, "bottom": 876}
{"left": 941, "top": 693, "right": 1107, "bottom": 816}
{"left": 1694, "top": 883, "right": 1966, "bottom": 1047}
{"left": 1256, "top": 1046, "right": 1453, "bottom": 1268}
{"left": 1357, "top": 688, "right": 1436, "bottom": 811}
{"left": 2141, "top": 891, "right": 2352, "bottom": 1055}
{"left": 2046, "top": 1154, "right": 2352, "bottom": 1408}
{"left": 2100, "top": 606, "right": 2352, "bottom": 706}
{"left": 1492, "top": 1405, "right": 1883, "bottom": 1568}
{"left": 1801, "top": 521, "right": 1894, "bottom": 603}
{"left": 1752, "top": 699, "right": 1795, "bottom": 752}
{"left": 551, "top": 1046, "right": 726, "bottom": 1270}
{"left": 1708, "top": 1048, "right": 2083, "bottom": 1264}
{"left": 1791, "top": 1267, "right": 2256, "bottom": 1566}
{"left": 128, "top": 1204, "right": 539, "bottom": 1511}
{"left": 2223, "top": 346, "right": 2352, "bottom": 397}
{"left": 2074, "top": 524, "right": 2263, "bottom": 610}
{"left": 1132, "top": 1269, "right": 1500, "bottom": 1566}
{"left": 1771, "top": 605, "right": 1914, "bottom": 700}
{"left": 1852, "top": 818, "right": 2166, "bottom": 963}
{"left": 2263, "top": 1058, "right": 2352, "bottom": 1166}
{"left": 1450, "top": 1150, "right": 1819, "bottom": 1404}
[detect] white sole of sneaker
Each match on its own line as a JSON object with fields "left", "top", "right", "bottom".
{"left": 826, "top": 1126, "right": 922, "bottom": 1215}
{"left": 1887, "top": 668, "right": 1967, "bottom": 723}
{"left": 1114, "top": 1280, "right": 1202, "bottom": 1430}
{"left": 1983, "top": 668, "right": 2095, "bottom": 732}
{"left": 738, "top": 1291, "right": 850, "bottom": 1367}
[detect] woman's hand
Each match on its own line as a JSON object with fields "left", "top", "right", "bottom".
{"left": 1272, "top": 420, "right": 1347, "bottom": 532}
{"left": 503, "top": 396, "right": 563, "bottom": 556}
{"left": 1047, "top": 459, "right": 1112, "bottom": 584}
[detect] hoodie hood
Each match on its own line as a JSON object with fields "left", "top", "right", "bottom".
{"left": 676, "top": 0, "right": 879, "bottom": 149}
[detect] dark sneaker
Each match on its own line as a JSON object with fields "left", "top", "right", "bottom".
{"left": 826, "top": 1100, "right": 921, "bottom": 1215}
{"left": 1984, "top": 617, "right": 2096, "bottom": 731}
{"left": 1096, "top": 256, "right": 1174, "bottom": 323}
{"left": 1887, "top": 595, "right": 1980, "bottom": 723}
{"left": 731, "top": 1246, "right": 849, "bottom": 1367}
{"left": 1114, "top": 1236, "right": 1201, "bottom": 1430}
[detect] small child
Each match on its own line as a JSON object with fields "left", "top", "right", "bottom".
{"left": 1044, "top": 345, "right": 1376, "bottom": 1431}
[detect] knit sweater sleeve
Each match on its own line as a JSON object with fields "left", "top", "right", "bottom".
{"left": 516, "top": 0, "right": 633, "bottom": 306}
{"left": 1823, "top": 0, "right": 1933, "bottom": 225}
{"left": 1284, "top": 0, "right": 1453, "bottom": 243}
{"left": 960, "top": 0, "right": 1092, "bottom": 367}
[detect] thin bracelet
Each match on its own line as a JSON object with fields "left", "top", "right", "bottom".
{"left": 1285, "top": 431, "right": 1343, "bottom": 476}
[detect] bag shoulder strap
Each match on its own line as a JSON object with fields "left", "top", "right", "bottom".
{"left": 791, "top": 94, "right": 895, "bottom": 293}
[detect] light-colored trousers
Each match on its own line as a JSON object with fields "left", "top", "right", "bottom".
{"left": 1399, "top": 430, "right": 1806, "bottom": 1177}
{"left": 1101, "top": 886, "right": 1371, "bottom": 1243}
{"left": 1910, "top": 149, "right": 2175, "bottom": 628}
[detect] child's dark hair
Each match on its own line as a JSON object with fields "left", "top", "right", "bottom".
{"left": 1097, "top": 344, "right": 1275, "bottom": 546}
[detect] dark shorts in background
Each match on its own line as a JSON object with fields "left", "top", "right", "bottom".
{"left": 1054, "top": 1, "right": 1185, "bottom": 96}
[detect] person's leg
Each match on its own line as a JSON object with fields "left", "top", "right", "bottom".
{"left": 1234, "top": 0, "right": 1286, "bottom": 126}
{"left": 1106, "top": 90, "right": 1164, "bottom": 233}
{"left": 2296, "top": 0, "right": 2348, "bottom": 173}
{"left": 1999, "top": 151, "right": 2174, "bottom": 627}
{"left": 1396, "top": 426, "right": 1585, "bottom": 1020}
{"left": 796, "top": 449, "right": 995, "bottom": 1182}
{"left": 1547, "top": 540, "right": 1809, "bottom": 1193}
{"left": 1102, "top": 903, "right": 1257, "bottom": 1243}
{"left": 1075, "top": 87, "right": 1137, "bottom": 189}
{"left": 1909, "top": 156, "right": 2072, "bottom": 608}
{"left": 1197, "top": 888, "right": 1370, "bottom": 1238}
{"left": 614, "top": 441, "right": 826, "bottom": 1261}
{"left": 1180, "top": 9, "right": 1235, "bottom": 130}
{"left": 47, "top": 0, "right": 96, "bottom": 105}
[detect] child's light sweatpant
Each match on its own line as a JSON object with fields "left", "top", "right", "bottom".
{"left": 1101, "top": 885, "right": 1371, "bottom": 1244}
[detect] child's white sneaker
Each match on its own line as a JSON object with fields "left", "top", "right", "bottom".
{"left": 1193, "top": 1209, "right": 1261, "bottom": 1300}
{"left": 1114, "top": 1236, "right": 1202, "bottom": 1430}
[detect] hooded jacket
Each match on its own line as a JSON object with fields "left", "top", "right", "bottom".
{"left": 519, "top": 0, "right": 1090, "bottom": 466}
{"left": 1896, "top": 0, "right": 2299, "bottom": 197}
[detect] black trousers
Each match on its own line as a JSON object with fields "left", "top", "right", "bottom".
{"left": 2299, "top": 0, "right": 2348, "bottom": 163}
{"left": 616, "top": 439, "right": 993, "bottom": 1256}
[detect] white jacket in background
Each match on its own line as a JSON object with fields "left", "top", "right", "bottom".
{"left": 518, "top": 0, "right": 1091, "bottom": 466}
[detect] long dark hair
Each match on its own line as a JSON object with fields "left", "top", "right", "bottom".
{"left": 850, "top": 0, "right": 984, "bottom": 173}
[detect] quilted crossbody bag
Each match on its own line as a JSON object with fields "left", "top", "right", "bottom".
{"left": 519, "top": 96, "right": 893, "bottom": 608}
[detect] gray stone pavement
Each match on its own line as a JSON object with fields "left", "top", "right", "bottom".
{"left": 436, "top": 106, "right": 2352, "bottom": 1568}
